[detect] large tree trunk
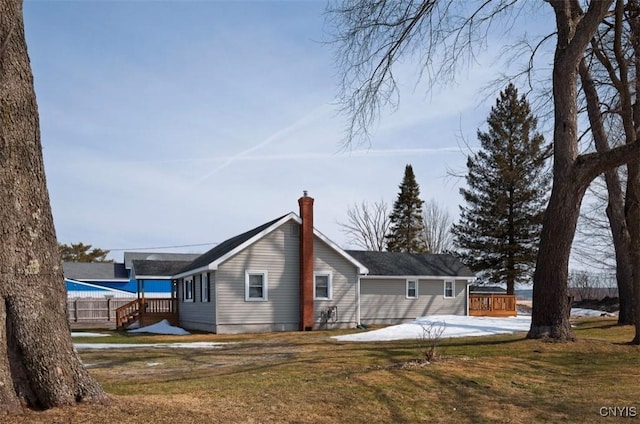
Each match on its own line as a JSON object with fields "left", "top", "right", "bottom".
{"left": 528, "top": 0, "right": 616, "bottom": 340}
{"left": 529, "top": 179, "right": 585, "bottom": 340}
{"left": 629, "top": 162, "right": 640, "bottom": 343}
{"left": 629, "top": 0, "right": 640, "bottom": 344}
{"left": 0, "top": 0, "right": 108, "bottom": 412}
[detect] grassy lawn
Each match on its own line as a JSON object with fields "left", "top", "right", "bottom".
{"left": 8, "top": 318, "right": 640, "bottom": 423}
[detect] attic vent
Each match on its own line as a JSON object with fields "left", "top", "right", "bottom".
{"left": 291, "top": 224, "right": 300, "bottom": 236}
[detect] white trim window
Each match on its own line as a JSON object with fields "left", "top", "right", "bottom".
{"left": 406, "top": 279, "right": 418, "bottom": 299}
{"left": 245, "top": 270, "right": 268, "bottom": 301}
{"left": 201, "top": 273, "right": 210, "bottom": 303}
{"left": 314, "top": 272, "right": 332, "bottom": 300}
{"left": 444, "top": 280, "right": 455, "bottom": 298}
{"left": 183, "top": 277, "right": 194, "bottom": 302}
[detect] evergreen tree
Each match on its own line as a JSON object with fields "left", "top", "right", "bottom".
{"left": 386, "top": 164, "right": 427, "bottom": 252}
{"left": 59, "top": 242, "right": 113, "bottom": 262}
{"left": 452, "top": 84, "right": 551, "bottom": 295}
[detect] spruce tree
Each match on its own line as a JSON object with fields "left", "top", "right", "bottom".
{"left": 386, "top": 164, "right": 427, "bottom": 252}
{"left": 452, "top": 84, "right": 551, "bottom": 294}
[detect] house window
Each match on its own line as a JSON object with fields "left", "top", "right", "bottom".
{"left": 201, "top": 273, "right": 210, "bottom": 303}
{"left": 406, "top": 279, "right": 418, "bottom": 299}
{"left": 314, "top": 272, "right": 332, "bottom": 300}
{"left": 245, "top": 271, "right": 268, "bottom": 301}
{"left": 444, "top": 280, "right": 455, "bottom": 298}
{"left": 183, "top": 277, "right": 194, "bottom": 302}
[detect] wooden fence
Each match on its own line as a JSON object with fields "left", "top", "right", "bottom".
{"left": 67, "top": 298, "right": 136, "bottom": 323}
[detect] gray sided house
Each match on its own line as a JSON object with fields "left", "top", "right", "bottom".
{"left": 173, "top": 195, "right": 368, "bottom": 334}
{"left": 164, "top": 194, "right": 475, "bottom": 334}
{"left": 347, "top": 250, "right": 476, "bottom": 325}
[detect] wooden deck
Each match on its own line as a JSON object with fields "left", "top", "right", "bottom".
{"left": 469, "top": 294, "right": 517, "bottom": 317}
{"left": 115, "top": 298, "right": 178, "bottom": 330}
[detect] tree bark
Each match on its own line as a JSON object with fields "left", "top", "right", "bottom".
{"left": 0, "top": 0, "right": 108, "bottom": 412}
{"left": 528, "top": 0, "right": 614, "bottom": 340}
{"left": 628, "top": 0, "right": 640, "bottom": 344}
{"left": 629, "top": 162, "right": 640, "bottom": 343}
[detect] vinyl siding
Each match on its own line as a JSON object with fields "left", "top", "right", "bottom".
{"left": 360, "top": 278, "right": 467, "bottom": 325}
{"left": 178, "top": 271, "right": 216, "bottom": 332}
{"left": 215, "top": 222, "right": 300, "bottom": 334}
{"left": 179, "top": 220, "right": 360, "bottom": 334}
{"left": 312, "top": 238, "right": 359, "bottom": 329}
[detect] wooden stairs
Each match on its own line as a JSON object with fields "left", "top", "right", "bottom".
{"left": 115, "top": 298, "right": 178, "bottom": 330}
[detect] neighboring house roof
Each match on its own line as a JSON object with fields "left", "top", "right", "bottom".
{"left": 131, "top": 260, "right": 195, "bottom": 279}
{"left": 175, "top": 212, "right": 368, "bottom": 278}
{"left": 62, "top": 262, "right": 129, "bottom": 281}
{"left": 345, "top": 251, "right": 475, "bottom": 278}
{"left": 124, "top": 252, "right": 202, "bottom": 269}
{"left": 65, "top": 278, "right": 134, "bottom": 296}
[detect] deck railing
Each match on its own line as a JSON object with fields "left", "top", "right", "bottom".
{"left": 115, "top": 298, "right": 178, "bottom": 330}
{"left": 469, "top": 294, "right": 517, "bottom": 317}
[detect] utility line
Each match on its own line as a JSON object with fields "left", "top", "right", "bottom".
{"left": 107, "top": 242, "right": 219, "bottom": 252}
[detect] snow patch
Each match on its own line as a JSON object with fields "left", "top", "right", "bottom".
{"left": 74, "top": 342, "right": 227, "bottom": 350}
{"left": 128, "top": 319, "right": 190, "bottom": 335}
{"left": 333, "top": 315, "right": 532, "bottom": 342}
{"left": 333, "top": 308, "right": 613, "bottom": 343}
{"left": 71, "top": 332, "right": 111, "bottom": 338}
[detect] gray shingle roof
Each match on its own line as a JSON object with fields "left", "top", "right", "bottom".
{"left": 345, "top": 251, "right": 475, "bottom": 277}
{"left": 123, "top": 252, "right": 202, "bottom": 269}
{"left": 178, "top": 214, "right": 291, "bottom": 274}
{"left": 131, "top": 260, "right": 195, "bottom": 278}
{"left": 62, "top": 262, "right": 129, "bottom": 280}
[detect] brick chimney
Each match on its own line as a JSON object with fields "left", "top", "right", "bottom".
{"left": 299, "top": 191, "right": 314, "bottom": 331}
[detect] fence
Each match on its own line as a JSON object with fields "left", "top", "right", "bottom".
{"left": 67, "top": 298, "right": 136, "bottom": 323}
{"left": 469, "top": 294, "right": 517, "bottom": 317}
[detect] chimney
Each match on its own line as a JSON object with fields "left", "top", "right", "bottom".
{"left": 299, "top": 191, "right": 314, "bottom": 331}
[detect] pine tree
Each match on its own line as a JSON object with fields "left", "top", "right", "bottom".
{"left": 386, "top": 164, "right": 427, "bottom": 252}
{"left": 452, "top": 84, "right": 551, "bottom": 295}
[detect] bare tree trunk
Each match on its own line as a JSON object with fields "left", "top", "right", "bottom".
{"left": 0, "top": 0, "right": 108, "bottom": 412}
{"left": 578, "top": 58, "right": 634, "bottom": 325}
{"left": 629, "top": 163, "right": 640, "bottom": 343}
{"left": 529, "top": 180, "right": 584, "bottom": 340}
{"left": 528, "top": 0, "right": 615, "bottom": 340}
{"left": 608, "top": 197, "right": 635, "bottom": 325}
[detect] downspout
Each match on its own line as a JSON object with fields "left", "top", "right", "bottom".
{"left": 356, "top": 274, "right": 361, "bottom": 326}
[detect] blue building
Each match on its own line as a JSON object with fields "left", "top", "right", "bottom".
{"left": 64, "top": 252, "right": 200, "bottom": 298}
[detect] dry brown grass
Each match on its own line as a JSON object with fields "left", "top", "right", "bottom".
{"left": 6, "top": 318, "right": 640, "bottom": 423}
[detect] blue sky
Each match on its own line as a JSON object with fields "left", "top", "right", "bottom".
{"left": 24, "top": 1, "right": 554, "bottom": 261}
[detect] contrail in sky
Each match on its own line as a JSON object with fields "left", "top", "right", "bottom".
{"left": 193, "top": 104, "right": 330, "bottom": 185}
{"left": 119, "top": 146, "right": 473, "bottom": 166}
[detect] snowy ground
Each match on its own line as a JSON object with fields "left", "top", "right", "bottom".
{"left": 333, "top": 308, "right": 616, "bottom": 343}
{"left": 74, "top": 341, "right": 227, "bottom": 350}
{"left": 71, "top": 309, "right": 614, "bottom": 348}
{"left": 73, "top": 320, "right": 228, "bottom": 350}
{"left": 333, "top": 315, "right": 532, "bottom": 342}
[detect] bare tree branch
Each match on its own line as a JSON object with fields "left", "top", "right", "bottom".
{"left": 337, "top": 200, "right": 391, "bottom": 251}
{"left": 421, "top": 199, "right": 453, "bottom": 253}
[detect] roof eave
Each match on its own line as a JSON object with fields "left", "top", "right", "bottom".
{"left": 173, "top": 265, "right": 212, "bottom": 280}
